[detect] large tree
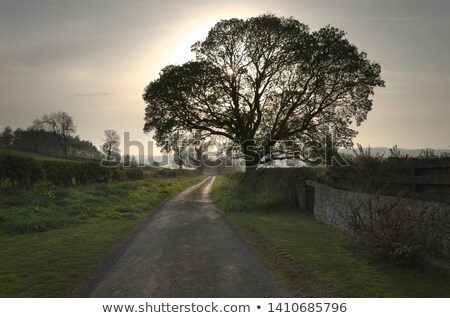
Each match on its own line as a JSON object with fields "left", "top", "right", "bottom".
{"left": 41, "top": 111, "right": 76, "bottom": 158}
{"left": 143, "top": 14, "right": 384, "bottom": 170}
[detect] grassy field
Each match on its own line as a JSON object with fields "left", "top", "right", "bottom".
{"left": 212, "top": 175, "right": 450, "bottom": 297}
{"left": 0, "top": 175, "right": 205, "bottom": 297}
{"left": 0, "top": 148, "right": 77, "bottom": 162}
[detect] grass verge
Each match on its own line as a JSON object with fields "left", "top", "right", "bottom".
{"left": 0, "top": 175, "right": 205, "bottom": 297}
{"left": 212, "top": 175, "right": 450, "bottom": 297}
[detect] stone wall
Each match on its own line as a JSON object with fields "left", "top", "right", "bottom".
{"left": 306, "top": 180, "right": 450, "bottom": 272}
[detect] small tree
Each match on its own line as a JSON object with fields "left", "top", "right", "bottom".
{"left": 0, "top": 126, "right": 14, "bottom": 148}
{"left": 102, "top": 130, "right": 121, "bottom": 165}
{"left": 41, "top": 111, "right": 76, "bottom": 158}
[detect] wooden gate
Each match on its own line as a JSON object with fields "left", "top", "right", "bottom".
{"left": 305, "top": 185, "right": 315, "bottom": 214}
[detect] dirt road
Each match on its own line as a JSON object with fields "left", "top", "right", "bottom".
{"left": 89, "top": 176, "right": 288, "bottom": 297}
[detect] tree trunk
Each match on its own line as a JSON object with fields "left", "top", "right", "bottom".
{"left": 242, "top": 140, "right": 260, "bottom": 171}
{"left": 195, "top": 146, "right": 203, "bottom": 172}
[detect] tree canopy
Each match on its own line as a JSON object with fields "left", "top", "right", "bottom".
{"left": 143, "top": 14, "right": 384, "bottom": 169}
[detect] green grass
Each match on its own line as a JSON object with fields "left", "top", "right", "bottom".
{"left": 0, "top": 148, "right": 76, "bottom": 162}
{"left": 212, "top": 175, "right": 450, "bottom": 297}
{"left": 0, "top": 175, "right": 205, "bottom": 297}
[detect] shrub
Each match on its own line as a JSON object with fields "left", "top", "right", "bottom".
{"left": 255, "top": 190, "right": 290, "bottom": 210}
{"left": 349, "top": 144, "right": 387, "bottom": 192}
{"left": 124, "top": 168, "right": 144, "bottom": 181}
{"left": 346, "top": 194, "right": 437, "bottom": 265}
{"left": 148, "top": 168, "right": 197, "bottom": 178}
{"left": 110, "top": 167, "right": 125, "bottom": 182}
{"left": 0, "top": 154, "right": 45, "bottom": 189}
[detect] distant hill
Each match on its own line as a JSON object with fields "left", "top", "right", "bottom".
{"left": 339, "top": 147, "right": 450, "bottom": 158}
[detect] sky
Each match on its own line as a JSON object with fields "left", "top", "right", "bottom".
{"left": 0, "top": 0, "right": 449, "bottom": 155}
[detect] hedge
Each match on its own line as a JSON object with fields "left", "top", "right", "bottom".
{"left": 0, "top": 154, "right": 45, "bottom": 189}
{"left": 42, "top": 161, "right": 79, "bottom": 186}
{"left": 0, "top": 154, "right": 124, "bottom": 188}
{"left": 0, "top": 154, "right": 200, "bottom": 190}
{"left": 123, "top": 168, "right": 144, "bottom": 181}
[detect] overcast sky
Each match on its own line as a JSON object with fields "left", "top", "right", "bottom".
{"left": 1, "top": 0, "right": 449, "bottom": 155}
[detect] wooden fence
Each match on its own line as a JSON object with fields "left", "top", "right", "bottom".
{"left": 385, "top": 158, "right": 450, "bottom": 203}
{"left": 330, "top": 157, "right": 450, "bottom": 204}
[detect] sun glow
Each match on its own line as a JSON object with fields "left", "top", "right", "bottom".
{"left": 167, "top": 20, "right": 214, "bottom": 64}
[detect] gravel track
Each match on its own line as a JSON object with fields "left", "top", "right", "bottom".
{"left": 89, "top": 176, "right": 288, "bottom": 297}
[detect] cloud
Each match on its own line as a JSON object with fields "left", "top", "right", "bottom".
{"left": 74, "top": 92, "right": 112, "bottom": 97}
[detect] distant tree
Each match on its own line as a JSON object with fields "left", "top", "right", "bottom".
{"left": 102, "top": 130, "right": 121, "bottom": 164}
{"left": 123, "top": 154, "right": 138, "bottom": 167}
{"left": 389, "top": 145, "right": 401, "bottom": 158}
{"left": 388, "top": 144, "right": 410, "bottom": 160}
{"left": 418, "top": 148, "right": 438, "bottom": 159}
{"left": 68, "top": 136, "right": 101, "bottom": 158}
{"left": 143, "top": 14, "right": 384, "bottom": 170}
{"left": 12, "top": 128, "right": 47, "bottom": 153}
{"left": 27, "top": 120, "right": 44, "bottom": 152}
{"left": 30, "top": 118, "right": 44, "bottom": 131}
{"left": 159, "top": 130, "right": 218, "bottom": 170}
{"left": 40, "top": 111, "right": 76, "bottom": 158}
{"left": 0, "top": 126, "right": 14, "bottom": 148}
{"left": 189, "top": 134, "right": 225, "bottom": 171}
{"left": 2, "top": 117, "right": 99, "bottom": 158}
{"left": 123, "top": 154, "right": 131, "bottom": 167}
{"left": 130, "top": 155, "right": 138, "bottom": 167}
